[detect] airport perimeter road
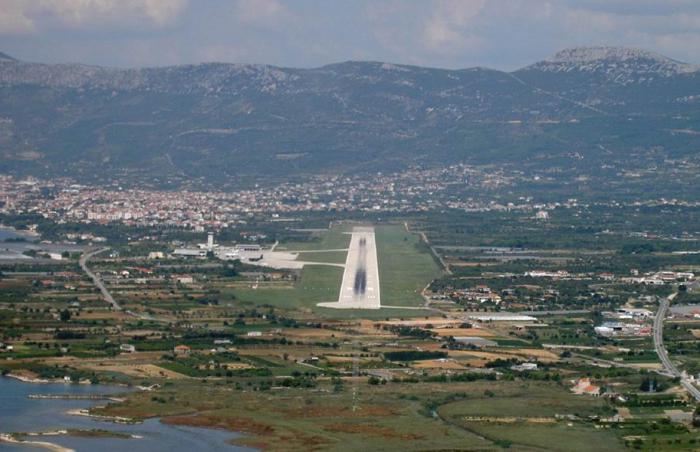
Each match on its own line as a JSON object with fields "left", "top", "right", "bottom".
{"left": 318, "top": 226, "right": 380, "bottom": 309}
{"left": 521, "top": 309, "right": 590, "bottom": 316}
{"left": 80, "top": 247, "right": 122, "bottom": 311}
{"left": 653, "top": 292, "right": 700, "bottom": 402}
{"left": 568, "top": 353, "right": 668, "bottom": 373}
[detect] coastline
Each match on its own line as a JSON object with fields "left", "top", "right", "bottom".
{"left": 0, "top": 429, "right": 141, "bottom": 452}
{"left": 0, "top": 224, "right": 39, "bottom": 239}
{"left": 6, "top": 372, "right": 129, "bottom": 391}
{"left": 0, "top": 433, "right": 74, "bottom": 452}
{"left": 29, "top": 394, "right": 126, "bottom": 402}
{"left": 0, "top": 375, "right": 251, "bottom": 450}
{"left": 66, "top": 408, "right": 139, "bottom": 424}
{"left": 6, "top": 373, "right": 52, "bottom": 384}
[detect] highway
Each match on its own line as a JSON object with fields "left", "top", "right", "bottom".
{"left": 653, "top": 292, "right": 700, "bottom": 401}
{"left": 80, "top": 247, "right": 122, "bottom": 311}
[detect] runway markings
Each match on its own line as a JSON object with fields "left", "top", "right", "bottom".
{"left": 318, "top": 226, "right": 381, "bottom": 310}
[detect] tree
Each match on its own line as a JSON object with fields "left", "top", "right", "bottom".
{"left": 60, "top": 309, "right": 71, "bottom": 322}
{"left": 639, "top": 376, "right": 658, "bottom": 392}
{"left": 693, "top": 405, "right": 700, "bottom": 428}
{"left": 222, "top": 265, "right": 238, "bottom": 277}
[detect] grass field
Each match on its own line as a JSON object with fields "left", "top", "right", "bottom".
{"left": 375, "top": 224, "right": 442, "bottom": 307}
{"left": 466, "top": 423, "right": 623, "bottom": 451}
{"left": 232, "top": 223, "right": 440, "bottom": 317}
{"left": 99, "top": 380, "right": 497, "bottom": 451}
{"left": 437, "top": 383, "right": 623, "bottom": 451}
{"left": 295, "top": 251, "right": 348, "bottom": 264}
{"left": 233, "top": 265, "right": 343, "bottom": 311}
{"left": 438, "top": 386, "right": 609, "bottom": 418}
{"left": 95, "top": 379, "right": 640, "bottom": 451}
{"left": 277, "top": 225, "right": 352, "bottom": 251}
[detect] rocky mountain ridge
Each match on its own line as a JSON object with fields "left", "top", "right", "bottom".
{"left": 0, "top": 46, "right": 698, "bottom": 188}
{"left": 524, "top": 46, "right": 698, "bottom": 84}
{"left": 1, "top": 46, "right": 696, "bottom": 92}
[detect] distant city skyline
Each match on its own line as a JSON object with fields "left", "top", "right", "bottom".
{"left": 1, "top": 0, "right": 699, "bottom": 70}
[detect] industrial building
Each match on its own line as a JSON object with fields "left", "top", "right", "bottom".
{"left": 468, "top": 313, "right": 537, "bottom": 322}
{"left": 171, "top": 233, "right": 254, "bottom": 261}
{"left": 172, "top": 248, "right": 207, "bottom": 258}
{"left": 235, "top": 244, "right": 262, "bottom": 252}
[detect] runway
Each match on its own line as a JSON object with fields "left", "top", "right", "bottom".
{"left": 318, "top": 226, "right": 381, "bottom": 309}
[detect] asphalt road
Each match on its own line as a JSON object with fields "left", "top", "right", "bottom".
{"left": 79, "top": 247, "right": 122, "bottom": 311}
{"left": 653, "top": 292, "right": 700, "bottom": 401}
{"left": 520, "top": 309, "right": 591, "bottom": 316}
{"left": 688, "top": 280, "right": 700, "bottom": 292}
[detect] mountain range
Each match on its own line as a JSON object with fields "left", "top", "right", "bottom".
{"left": 1, "top": 46, "right": 699, "bottom": 189}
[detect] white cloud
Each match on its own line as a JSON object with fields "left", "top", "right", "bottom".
{"left": 364, "top": 0, "right": 487, "bottom": 65}
{"left": 422, "top": 0, "right": 486, "bottom": 52}
{"left": 0, "top": 0, "right": 188, "bottom": 34}
{"left": 0, "top": 1, "right": 35, "bottom": 33}
{"left": 3, "top": 0, "right": 700, "bottom": 69}
{"left": 561, "top": 7, "right": 618, "bottom": 33}
{"left": 233, "top": 0, "right": 295, "bottom": 26}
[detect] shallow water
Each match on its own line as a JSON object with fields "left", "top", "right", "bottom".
{"left": 0, "top": 226, "right": 85, "bottom": 260}
{"left": 0, "top": 377, "right": 252, "bottom": 451}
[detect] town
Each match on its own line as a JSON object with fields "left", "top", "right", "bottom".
{"left": 1, "top": 196, "right": 700, "bottom": 449}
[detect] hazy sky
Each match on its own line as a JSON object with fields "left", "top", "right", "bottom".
{"left": 1, "top": 0, "right": 699, "bottom": 70}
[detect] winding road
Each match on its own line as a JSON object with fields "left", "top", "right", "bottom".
{"left": 80, "top": 248, "right": 173, "bottom": 323}
{"left": 80, "top": 247, "right": 122, "bottom": 311}
{"left": 653, "top": 292, "right": 700, "bottom": 401}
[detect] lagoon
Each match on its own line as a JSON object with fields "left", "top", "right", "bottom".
{"left": 0, "top": 377, "right": 251, "bottom": 451}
